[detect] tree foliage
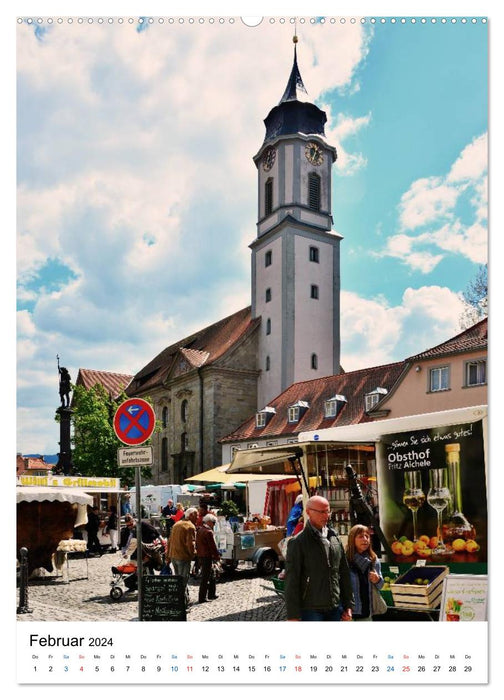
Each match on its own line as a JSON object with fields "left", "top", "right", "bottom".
{"left": 460, "top": 264, "right": 488, "bottom": 329}
{"left": 69, "top": 383, "right": 152, "bottom": 486}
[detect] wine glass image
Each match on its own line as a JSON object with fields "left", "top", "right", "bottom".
{"left": 427, "top": 468, "right": 452, "bottom": 553}
{"left": 402, "top": 470, "right": 425, "bottom": 542}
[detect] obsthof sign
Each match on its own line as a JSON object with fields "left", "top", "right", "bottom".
{"left": 113, "top": 398, "right": 156, "bottom": 446}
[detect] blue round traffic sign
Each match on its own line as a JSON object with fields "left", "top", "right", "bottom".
{"left": 113, "top": 398, "right": 156, "bottom": 445}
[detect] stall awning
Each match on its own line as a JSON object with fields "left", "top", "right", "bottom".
{"left": 227, "top": 444, "right": 307, "bottom": 474}
{"left": 185, "top": 464, "right": 287, "bottom": 484}
{"left": 16, "top": 487, "right": 93, "bottom": 506}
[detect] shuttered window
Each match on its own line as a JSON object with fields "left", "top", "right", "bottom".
{"left": 308, "top": 173, "right": 321, "bottom": 211}
{"left": 265, "top": 178, "right": 273, "bottom": 215}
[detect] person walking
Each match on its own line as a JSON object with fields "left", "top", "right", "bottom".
{"left": 103, "top": 504, "right": 119, "bottom": 553}
{"left": 85, "top": 506, "right": 103, "bottom": 556}
{"left": 346, "top": 524, "right": 384, "bottom": 621}
{"left": 166, "top": 507, "right": 198, "bottom": 605}
{"left": 196, "top": 514, "right": 221, "bottom": 603}
{"left": 284, "top": 495, "right": 354, "bottom": 621}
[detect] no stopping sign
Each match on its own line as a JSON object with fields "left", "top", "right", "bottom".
{"left": 113, "top": 398, "right": 156, "bottom": 445}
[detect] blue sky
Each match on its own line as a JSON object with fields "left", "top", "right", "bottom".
{"left": 16, "top": 10, "right": 488, "bottom": 455}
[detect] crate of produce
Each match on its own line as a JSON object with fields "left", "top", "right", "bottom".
{"left": 390, "top": 566, "right": 448, "bottom": 609}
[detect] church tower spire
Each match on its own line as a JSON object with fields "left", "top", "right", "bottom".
{"left": 279, "top": 39, "right": 308, "bottom": 103}
{"left": 251, "top": 37, "right": 342, "bottom": 409}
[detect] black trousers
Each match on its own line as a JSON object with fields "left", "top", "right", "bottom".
{"left": 87, "top": 530, "right": 102, "bottom": 553}
{"left": 198, "top": 557, "right": 216, "bottom": 602}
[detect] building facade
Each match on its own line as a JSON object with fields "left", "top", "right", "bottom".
{"left": 126, "top": 308, "right": 259, "bottom": 483}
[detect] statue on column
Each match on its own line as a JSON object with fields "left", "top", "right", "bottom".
{"left": 57, "top": 355, "right": 72, "bottom": 408}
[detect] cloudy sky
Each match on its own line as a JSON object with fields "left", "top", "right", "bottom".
{"left": 16, "top": 11, "right": 488, "bottom": 455}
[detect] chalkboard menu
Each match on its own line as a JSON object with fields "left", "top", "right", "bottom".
{"left": 141, "top": 574, "right": 187, "bottom": 621}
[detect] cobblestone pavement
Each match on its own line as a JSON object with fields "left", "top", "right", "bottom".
{"left": 16, "top": 551, "right": 286, "bottom": 623}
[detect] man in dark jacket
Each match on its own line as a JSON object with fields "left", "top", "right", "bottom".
{"left": 85, "top": 506, "right": 103, "bottom": 556}
{"left": 195, "top": 514, "right": 221, "bottom": 604}
{"left": 284, "top": 495, "right": 354, "bottom": 621}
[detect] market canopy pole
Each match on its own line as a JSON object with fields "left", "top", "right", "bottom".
{"left": 113, "top": 397, "right": 156, "bottom": 621}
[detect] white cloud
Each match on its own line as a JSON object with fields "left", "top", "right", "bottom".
{"left": 377, "top": 133, "right": 488, "bottom": 272}
{"left": 448, "top": 133, "right": 488, "bottom": 184}
{"left": 341, "top": 286, "right": 466, "bottom": 371}
{"left": 399, "top": 177, "right": 460, "bottom": 230}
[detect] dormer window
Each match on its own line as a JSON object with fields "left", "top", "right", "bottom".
{"left": 288, "top": 401, "right": 310, "bottom": 423}
{"left": 324, "top": 395, "right": 347, "bottom": 418}
{"left": 364, "top": 387, "right": 388, "bottom": 412}
{"left": 256, "top": 406, "right": 276, "bottom": 429}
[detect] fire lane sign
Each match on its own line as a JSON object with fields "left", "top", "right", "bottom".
{"left": 113, "top": 398, "right": 156, "bottom": 446}
{"left": 118, "top": 446, "right": 153, "bottom": 467}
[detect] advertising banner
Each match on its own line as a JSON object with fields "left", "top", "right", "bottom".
{"left": 376, "top": 420, "right": 487, "bottom": 570}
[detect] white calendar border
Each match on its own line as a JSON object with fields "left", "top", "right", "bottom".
{"left": 6, "top": 0, "right": 502, "bottom": 695}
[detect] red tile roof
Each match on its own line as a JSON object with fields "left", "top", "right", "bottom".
{"left": 16, "top": 454, "right": 52, "bottom": 476}
{"left": 128, "top": 307, "right": 259, "bottom": 394}
{"left": 220, "top": 361, "right": 406, "bottom": 442}
{"left": 76, "top": 368, "right": 133, "bottom": 399}
{"left": 407, "top": 318, "right": 488, "bottom": 361}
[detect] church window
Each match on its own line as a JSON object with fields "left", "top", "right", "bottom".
{"left": 161, "top": 437, "right": 168, "bottom": 472}
{"left": 265, "top": 250, "right": 272, "bottom": 267}
{"left": 181, "top": 399, "right": 188, "bottom": 423}
{"left": 162, "top": 406, "right": 168, "bottom": 429}
{"left": 265, "top": 178, "right": 273, "bottom": 215}
{"left": 308, "top": 172, "right": 321, "bottom": 211}
{"left": 310, "top": 284, "right": 319, "bottom": 299}
{"left": 265, "top": 355, "right": 271, "bottom": 371}
{"left": 309, "top": 246, "right": 319, "bottom": 263}
{"left": 266, "top": 318, "right": 271, "bottom": 335}
{"left": 266, "top": 287, "right": 272, "bottom": 302}
{"left": 311, "top": 353, "right": 318, "bottom": 370}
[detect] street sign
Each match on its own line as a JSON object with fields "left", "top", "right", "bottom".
{"left": 113, "top": 397, "right": 156, "bottom": 446}
{"left": 118, "top": 446, "right": 153, "bottom": 467}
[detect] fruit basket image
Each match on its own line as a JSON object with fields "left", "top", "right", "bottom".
{"left": 390, "top": 565, "right": 448, "bottom": 609}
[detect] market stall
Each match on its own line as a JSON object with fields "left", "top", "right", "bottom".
{"left": 16, "top": 486, "right": 93, "bottom": 576}
{"left": 227, "top": 405, "right": 488, "bottom": 618}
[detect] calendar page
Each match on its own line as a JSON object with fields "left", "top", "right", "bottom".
{"left": 12, "top": 1, "right": 496, "bottom": 696}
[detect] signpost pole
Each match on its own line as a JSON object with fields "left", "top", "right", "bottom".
{"left": 135, "top": 466, "right": 143, "bottom": 621}
{"left": 113, "top": 397, "right": 157, "bottom": 623}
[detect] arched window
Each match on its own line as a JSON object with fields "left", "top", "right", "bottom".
{"left": 265, "top": 178, "right": 273, "bottom": 215}
{"left": 161, "top": 437, "right": 168, "bottom": 471}
{"left": 266, "top": 318, "right": 271, "bottom": 335}
{"left": 311, "top": 353, "right": 318, "bottom": 370}
{"left": 162, "top": 406, "right": 168, "bottom": 429}
{"left": 308, "top": 172, "right": 321, "bottom": 211}
{"left": 181, "top": 399, "right": 188, "bottom": 423}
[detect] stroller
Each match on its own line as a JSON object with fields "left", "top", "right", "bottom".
{"left": 109, "top": 538, "right": 166, "bottom": 600}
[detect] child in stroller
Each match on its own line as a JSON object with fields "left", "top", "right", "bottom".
{"left": 109, "top": 517, "right": 166, "bottom": 600}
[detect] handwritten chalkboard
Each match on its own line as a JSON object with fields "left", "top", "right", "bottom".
{"left": 141, "top": 574, "right": 187, "bottom": 621}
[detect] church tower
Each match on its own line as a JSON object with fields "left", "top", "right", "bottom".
{"left": 251, "top": 38, "right": 342, "bottom": 409}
